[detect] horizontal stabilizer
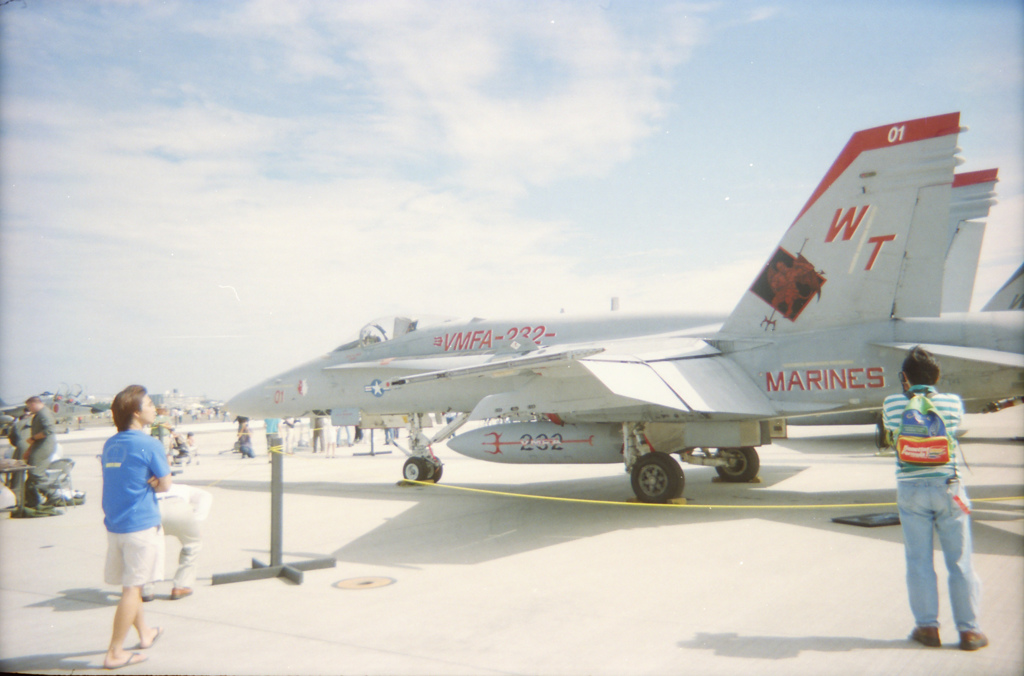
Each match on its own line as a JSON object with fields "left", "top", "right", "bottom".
{"left": 874, "top": 342, "right": 1024, "bottom": 369}
{"left": 648, "top": 357, "right": 777, "bottom": 416}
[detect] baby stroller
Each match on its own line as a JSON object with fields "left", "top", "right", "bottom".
{"left": 26, "top": 446, "right": 85, "bottom": 515}
{"left": 170, "top": 432, "right": 197, "bottom": 465}
{"left": 40, "top": 458, "right": 86, "bottom": 511}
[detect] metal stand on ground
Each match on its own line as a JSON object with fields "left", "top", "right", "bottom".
{"left": 212, "top": 447, "right": 335, "bottom": 586}
{"left": 353, "top": 428, "right": 393, "bottom": 457}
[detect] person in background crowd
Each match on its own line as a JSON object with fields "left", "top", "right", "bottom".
{"left": 24, "top": 396, "right": 57, "bottom": 508}
{"left": 265, "top": 418, "right": 281, "bottom": 463}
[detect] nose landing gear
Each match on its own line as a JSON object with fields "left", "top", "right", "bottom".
{"left": 402, "top": 456, "right": 443, "bottom": 483}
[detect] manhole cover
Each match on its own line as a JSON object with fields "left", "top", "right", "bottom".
{"left": 333, "top": 576, "right": 396, "bottom": 590}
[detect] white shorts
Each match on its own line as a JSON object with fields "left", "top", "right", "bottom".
{"left": 105, "top": 526, "right": 165, "bottom": 588}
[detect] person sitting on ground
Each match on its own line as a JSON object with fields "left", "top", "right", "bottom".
{"left": 238, "top": 422, "right": 254, "bottom": 459}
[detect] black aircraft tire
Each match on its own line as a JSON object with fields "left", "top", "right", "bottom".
{"left": 874, "top": 418, "right": 889, "bottom": 449}
{"left": 430, "top": 462, "right": 443, "bottom": 483}
{"left": 715, "top": 447, "right": 760, "bottom": 483}
{"left": 630, "top": 453, "right": 684, "bottom": 503}
{"left": 403, "top": 457, "right": 434, "bottom": 482}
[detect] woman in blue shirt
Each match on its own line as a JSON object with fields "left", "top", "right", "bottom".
{"left": 101, "top": 385, "right": 171, "bottom": 669}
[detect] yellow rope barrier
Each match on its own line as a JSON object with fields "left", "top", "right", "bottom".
{"left": 401, "top": 480, "right": 1024, "bottom": 511}
{"left": 201, "top": 460, "right": 254, "bottom": 489}
{"left": 198, "top": 443, "right": 1024, "bottom": 511}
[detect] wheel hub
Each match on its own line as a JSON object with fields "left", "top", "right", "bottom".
{"left": 639, "top": 466, "right": 667, "bottom": 494}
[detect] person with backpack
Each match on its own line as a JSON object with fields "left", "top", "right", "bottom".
{"left": 882, "top": 346, "right": 987, "bottom": 651}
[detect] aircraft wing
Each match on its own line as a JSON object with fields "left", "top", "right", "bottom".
{"left": 0, "top": 402, "right": 24, "bottom": 424}
{"left": 388, "top": 347, "right": 607, "bottom": 385}
{"left": 464, "top": 354, "right": 778, "bottom": 422}
{"left": 390, "top": 338, "right": 777, "bottom": 421}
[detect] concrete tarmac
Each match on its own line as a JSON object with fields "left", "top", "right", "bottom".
{"left": 1, "top": 409, "right": 1022, "bottom": 675}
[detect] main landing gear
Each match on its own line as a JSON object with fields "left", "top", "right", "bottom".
{"left": 710, "top": 447, "right": 760, "bottom": 484}
{"left": 630, "top": 452, "right": 684, "bottom": 503}
{"left": 874, "top": 417, "right": 890, "bottom": 450}
{"left": 623, "top": 423, "right": 685, "bottom": 503}
{"left": 623, "top": 423, "right": 761, "bottom": 503}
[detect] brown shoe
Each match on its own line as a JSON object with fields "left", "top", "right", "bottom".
{"left": 959, "top": 631, "right": 989, "bottom": 651}
{"left": 910, "top": 626, "right": 941, "bottom": 647}
{"left": 169, "top": 587, "right": 193, "bottom": 600}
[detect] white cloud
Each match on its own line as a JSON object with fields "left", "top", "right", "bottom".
{"left": 746, "top": 7, "right": 782, "bottom": 24}
{"left": 1, "top": 0, "right": 1020, "bottom": 402}
{"left": 185, "top": 0, "right": 702, "bottom": 193}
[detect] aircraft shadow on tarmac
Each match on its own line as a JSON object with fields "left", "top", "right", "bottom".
{"left": 778, "top": 434, "right": 885, "bottom": 454}
{"left": 0, "top": 651, "right": 99, "bottom": 674}
{"left": 24, "top": 587, "right": 120, "bottom": 612}
{"left": 677, "top": 632, "right": 910, "bottom": 659}
{"left": 208, "top": 473, "right": 1023, "bottom": 566}
{"left": 778, "top": 431, "right": 1023, "bottom": 457}
{"left": 959, "top": 435, "right": 1024, "bottom": 445}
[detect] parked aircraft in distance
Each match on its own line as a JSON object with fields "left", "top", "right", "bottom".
{"left": 0, "top": 384, "right": 107, "bottom": 431}
{"left": 228, "top": 113, "right": 1024, "bottom": 502}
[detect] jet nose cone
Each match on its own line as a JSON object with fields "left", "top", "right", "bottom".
{"left": 226, "top": 385, "right": 263, "bottom": 418}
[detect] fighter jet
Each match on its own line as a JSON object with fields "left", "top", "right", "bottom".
{"left": 983, "top": 263, "right": 1024, "bottom": 312}
{"left": 228, "top": 112, "right": 1024, "bottom": 502}
{"left": 789, "top": 166, "right": 1000, "bottom": 437}
{"left": 0, "top": 385, "right": 107, "bottom": 431}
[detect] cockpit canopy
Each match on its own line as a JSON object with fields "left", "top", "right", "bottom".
{"left": 334, "top": 315, "right": 456, "bottom": 352}
{"left": 358, "top": 316, "right": 417, "bottom": 345}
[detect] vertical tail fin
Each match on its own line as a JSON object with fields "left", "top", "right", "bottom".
{"left": 720, "top": 113, "right": 963, "bottom": 337}
{"left": 941, "top": 169, "right": 999, "bottom": 312}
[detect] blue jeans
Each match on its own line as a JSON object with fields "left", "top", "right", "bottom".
{"left": 897, "top": 477, "right": 981, "bottom": 631}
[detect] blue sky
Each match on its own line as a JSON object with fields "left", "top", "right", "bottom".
{"left": 1, "top": 0, "right": 1021, "bottom": 402}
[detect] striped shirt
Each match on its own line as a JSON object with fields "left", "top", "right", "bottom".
{"left": 882, "top": 385, "right": 962, "bottom": 481}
